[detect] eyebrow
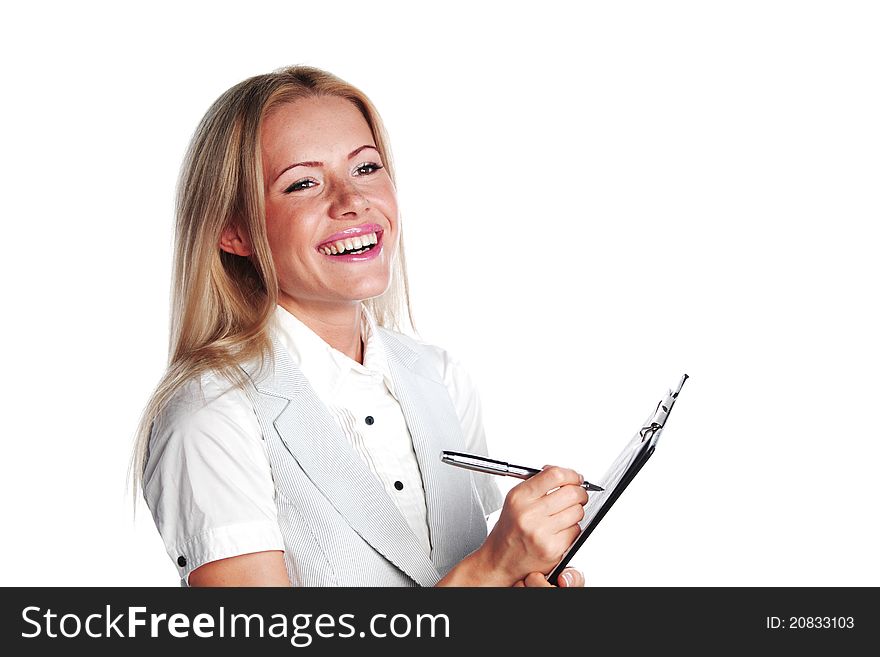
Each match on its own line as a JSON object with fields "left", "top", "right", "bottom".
{"left": 273, "top": 144, "right": 379, "bottom": 183}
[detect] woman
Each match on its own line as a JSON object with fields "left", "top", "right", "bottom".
{"left": 132, "top": 65, "right": 588, "bottom": 587}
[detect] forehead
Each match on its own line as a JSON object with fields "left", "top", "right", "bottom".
{"left": 261, "top": 96, "right": 374, "bottom": 162}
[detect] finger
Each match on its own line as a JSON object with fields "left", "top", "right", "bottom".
{"left": 548, "top": 501, "right": 586, "bottom": 533}
{"left": 541, "top": 466, "right": 586, "bottom": 482}
{"left": 557, "top": 524, "right": 581, "bottom": 549}
{"left": 540, "top": 466, "right": 585, "bottom": 495}
{"left": 519, "top": 466, "right": 583, "bottom": 500}
{"left": 557, "top": 568, "right": 585, "bottom": 588}
{"left": 523, "top": 572, "right": 554, "bottom": 588}
{"left": 538, "top": 483, "right": 589, "bottom": 516}
{"left": 513, "top": 579, "right": 526, "bottom": 587}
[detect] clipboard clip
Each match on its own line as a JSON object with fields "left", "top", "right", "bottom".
{"left": 639, "top": 374, "right": 689, "bottom": 442}
{"left": 639, "top": 421, "right": 663, "bottom": 441}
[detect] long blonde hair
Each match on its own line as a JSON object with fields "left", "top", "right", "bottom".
{"left": 129, "top": 65, "right": 416, "bottom": 504}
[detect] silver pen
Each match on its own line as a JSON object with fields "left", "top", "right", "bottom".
{"left": 441, "top": 451, "right": 605, "bottom": 491}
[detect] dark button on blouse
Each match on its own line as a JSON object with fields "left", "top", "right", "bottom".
{"left": 177, "top": 556, "right": 187, "bottom": 567}
{"left": 394, "top": 480, "right": 404, "bottom": 491}
{"left": 365, "top": 415, "right": 374, "bottom": 425}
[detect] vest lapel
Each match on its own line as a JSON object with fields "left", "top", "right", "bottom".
{"left": 378, "top": 329, "right": 486, "bottom": 576}
{"left": 245, "top": 335, "right": 442, "bottom": 587}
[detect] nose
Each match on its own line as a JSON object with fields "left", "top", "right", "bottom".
{"left": 327, "top": 175, "right": 369, "bottom": 219}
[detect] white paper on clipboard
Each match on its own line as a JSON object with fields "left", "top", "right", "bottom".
{"left": 548, "top": 374, "right": 689, "bottom": 581}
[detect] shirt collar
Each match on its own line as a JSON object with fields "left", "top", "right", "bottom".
{"left": 271, "top": 302, "right": 397, "bottom": 401}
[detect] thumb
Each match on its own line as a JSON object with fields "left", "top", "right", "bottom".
{"left": 556, "top": 568, "right": 585, "bottom": 588}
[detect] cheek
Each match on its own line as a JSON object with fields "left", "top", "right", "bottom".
{"left": 262, "top": 218, "right": 284, "bottom": 261}
{"left": 267, "top": 225, "right": 309, "bottom": 264}
{"left": 262, "top": 199, "right": 282, "bottom": 244}
{"left": 263, "top": 213, "right": 285, "bottom": 250}
{"left": 379, "top": 185, "right": 398, "bottom": 216}
{"left": 264, "top": 202, "right": 310, "bottom": 258}
{"left": 382, "top": 192, "right": 400, "bottom": 239}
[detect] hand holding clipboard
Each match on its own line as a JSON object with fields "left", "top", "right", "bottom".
{"left": 442, "top": 373, "right": 689, "bottom": 586}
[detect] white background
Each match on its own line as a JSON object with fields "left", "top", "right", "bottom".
{"left": 1, "top": 0, "right": 877, "bottom": 586}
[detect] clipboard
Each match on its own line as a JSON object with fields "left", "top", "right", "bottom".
{"left": 547, "top": 374, "right": 689, "bottom": 585}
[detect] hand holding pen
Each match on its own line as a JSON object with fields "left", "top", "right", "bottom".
{"left": 441, "top": 452, "right": 595, "bottom": 585}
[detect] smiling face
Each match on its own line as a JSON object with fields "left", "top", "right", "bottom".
{"left": 258, "top": 96, "right": 399, "bottom": 316}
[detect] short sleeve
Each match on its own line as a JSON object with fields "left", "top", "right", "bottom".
{"left": 142, "top": 373, "right": 284, "bottom": 586}
{"left": 435, "top": 350, "right": 505, "bottom": 519}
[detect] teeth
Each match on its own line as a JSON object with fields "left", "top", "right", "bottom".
{"left": 318, "top": 231, "right": 379, "bottom": 255}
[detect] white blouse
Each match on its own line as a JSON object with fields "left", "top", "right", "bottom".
{"left": 143, "top": 303, "right": 504, "bottom": 585}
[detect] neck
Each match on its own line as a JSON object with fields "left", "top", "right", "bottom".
{"left": 277, "top": 295, "right": 364, "bottom": 365}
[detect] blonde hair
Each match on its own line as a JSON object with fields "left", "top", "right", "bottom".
{"left": 129, "top": 65, "right": 416, "bottom": 504}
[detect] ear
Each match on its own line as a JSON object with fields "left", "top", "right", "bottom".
{"left": 219, "top": 222, "right": 253, "bottom": 257}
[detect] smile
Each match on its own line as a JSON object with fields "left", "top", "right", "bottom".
{"left": 317, "top": 230, "right": 380, "bottom": 256}
{"left": 315, "top": 229, "right": 385, "bottom": 262}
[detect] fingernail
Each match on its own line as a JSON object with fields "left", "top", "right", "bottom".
{"left": 561, "top": 572, "right": 573, "bottom": 587}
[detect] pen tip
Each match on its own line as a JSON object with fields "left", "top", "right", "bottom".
{"left": 583, "top": 483, "right": 605, "bottom": 492}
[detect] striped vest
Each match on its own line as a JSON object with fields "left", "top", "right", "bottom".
{"left": 241, "top": 326, "right": 489, "bottom": 586}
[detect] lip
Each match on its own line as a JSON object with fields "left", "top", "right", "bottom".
{"left": 315, "top": 226, "right": 385, "bottom": 263}
{"left": 315, "top": 222, "right": 384, "bottom": 250}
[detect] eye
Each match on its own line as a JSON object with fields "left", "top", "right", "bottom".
{"left": 353, "top": 162, "right": 384, "bottom": 176}
{"left": 283, "top": 178, "right": 318, "bottom": 194}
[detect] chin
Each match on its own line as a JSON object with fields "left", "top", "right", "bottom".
{"left": 351, "top": 285, "right": 391, "bottom": 302}
{"left": 343, "top": 276, "right": 391, "bottom": 301}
